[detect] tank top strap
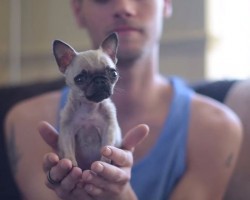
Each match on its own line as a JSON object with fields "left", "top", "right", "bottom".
{"left": 131, "top": 76, "right": 194, "bottom": 200}
{"left": 57, "top": 86, "right": 69, "bottom": 131}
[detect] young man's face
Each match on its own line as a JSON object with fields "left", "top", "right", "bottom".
{"left": 73, "top": 0, "right": 171, "bottom": 61}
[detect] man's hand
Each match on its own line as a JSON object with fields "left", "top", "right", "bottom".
{"left": 38, "top": 121, "right": 59, "bottom": 151}
{"left": 43, "top": 154, "right": 93, "bottom": 199}
{"left": 38, "top": 121, "right": 149, "bottom": 200}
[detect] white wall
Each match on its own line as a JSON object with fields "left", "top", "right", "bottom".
{"left": 206, "top": 0, "right": 250, "bottom": 80}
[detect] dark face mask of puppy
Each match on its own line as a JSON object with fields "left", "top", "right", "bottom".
{"left": 53, "top": 33, "right": 122, "bottom": 170}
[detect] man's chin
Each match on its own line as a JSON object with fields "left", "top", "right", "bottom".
{"left": 117, "top": 48, "right": 143, "bottom": 62}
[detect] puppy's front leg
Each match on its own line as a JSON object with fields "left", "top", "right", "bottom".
{"left": 100, "top": 122, "right": 122, "bottom": 164}
{"left": 58, "top": 131, "right": 77, "bottom": 167}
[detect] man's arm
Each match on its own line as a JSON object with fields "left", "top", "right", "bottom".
{"left": 4, "top": 91, "right": 61, "bottom": 200}
{"left": 38, "top": 121, "right": 148, "bottom": 200}
{"left": 224, "top": 79, "right": 250, "bottom": 199}
{"left": 5, "top": 91, "right": 149, "bottom": 200}
{"left": 170, "top": 95, "right": 243, "bottom": 200}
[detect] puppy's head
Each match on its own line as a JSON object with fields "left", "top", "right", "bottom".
{"left": 53, "top": 33, "right": 119, "bottom": 103}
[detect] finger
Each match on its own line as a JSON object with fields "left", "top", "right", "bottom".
{"left": 101, "top": 146, "right": 133, "bottom": 167}
{"left": 71, "top": 187, "right": 93, "bottom": 200}
{"left": 82, "top": 170, "right": 124, "bottom": 194}
{"left": 122, "top": 124, "right": 149, "bottom": 151}
{"left": 82, "top": 170, "right": 122, "bottom": 192}
{"left": 43, "top": 152, "right": 59, "bottom": 172}
{"left": 90, "top": 161, "right": 130, "bottom": 183}
{"left": 59, "top": 167, "right": 82, "bottom": 193}
{"left": 38, "top": 121, "right": 59, "bottom": 150}
{"left": 84, "top": 184, "right": 103, "bottom": 197}
{"left": 45, "top": 159, "right": 73, "bottom": 188}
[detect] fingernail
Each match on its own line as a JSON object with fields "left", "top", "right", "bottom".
{"left": 94, "top": 163, "right": 104, "bottom": 173}
{"left": 61, "top": 160, "right": 71, "bottom": 170}
{"left": 86, "top": 173, "right": 92, "bottom": 181}
{"left": 102, "top": 147, "right": 112, "bottom": 157}
{"left": 48, "top": 154, "right": 56, "bottom": 163}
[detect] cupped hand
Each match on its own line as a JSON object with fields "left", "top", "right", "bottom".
{"left": 38, "top": 121, "right": 93, "bottom": 199}
{"left": 38, "top": 121, "right": 149, "bottom": 200}
{"left": 43, "top": 153, "right": 94, "bottom": 200}
{"left": 81, "top": 124, "right": 149, "bottom": 200}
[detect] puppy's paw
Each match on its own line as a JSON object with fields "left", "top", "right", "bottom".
{"left": 70, "top": 158, "right": 78, "bottom": 167}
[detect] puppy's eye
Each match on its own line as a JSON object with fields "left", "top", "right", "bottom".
{"left": 74, "top": 72, "right": 87, "bottom": 84}
{"left": 109, "top": 69, "right": 118, "bottom": 79}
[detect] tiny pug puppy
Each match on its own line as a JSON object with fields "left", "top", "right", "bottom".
{"left": 53, "top": 33, "right": 122, "bottom": 170}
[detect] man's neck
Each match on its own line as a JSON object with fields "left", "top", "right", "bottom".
{"left": 121, "top": 46, "right": 160, "bottom": 87}
{"left": 112, "top": 48, "right": 169, "bottom": 115}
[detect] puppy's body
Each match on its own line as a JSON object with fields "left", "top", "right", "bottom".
{"left": 53, "top": 33, "right": 121, "bottom": 170}
{"left": 60, "top": 91, "right": 121, "bottom": 169}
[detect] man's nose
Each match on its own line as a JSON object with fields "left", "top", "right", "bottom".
{"left": 113, "top": 0, "right": 136, "bottom": 19}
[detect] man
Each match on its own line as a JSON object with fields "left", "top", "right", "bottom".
{"left": 5, "top": 0, "right": 242, "bottom": 199}
{"left": 223, "top": 80, "right": 250, "bottom": 200}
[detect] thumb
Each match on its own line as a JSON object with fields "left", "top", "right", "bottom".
{"left": 121, "top": 124, "right": 149, "bottom": 151}
{"left": 38, "top": 121, "right": 59, "bottom": 151}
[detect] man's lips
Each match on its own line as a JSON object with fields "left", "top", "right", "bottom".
{"left": 112, "top": 26, "right": 140, "bottom": 33}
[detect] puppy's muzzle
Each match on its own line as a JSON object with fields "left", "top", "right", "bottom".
{"left": 86, "top": 77, "right": 112, "bottom": 103}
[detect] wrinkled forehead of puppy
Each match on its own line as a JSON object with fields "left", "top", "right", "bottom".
{"left": 70, "top": 49, "right": 116, "bottom": 75}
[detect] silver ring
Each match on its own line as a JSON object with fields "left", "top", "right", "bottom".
{"left": 47, "top": 169, "right": 60, "bottom": 185}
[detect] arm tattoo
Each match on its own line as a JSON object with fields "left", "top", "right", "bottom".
{"left": 6, "top": 124, "right": 22, "bottom": 176}
{"left": 225, "top": 153, "right": 234, "bottom": 168}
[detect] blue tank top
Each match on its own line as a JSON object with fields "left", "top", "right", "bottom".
{"left": 58, "top": 77, "right": 193, "bottom": 200}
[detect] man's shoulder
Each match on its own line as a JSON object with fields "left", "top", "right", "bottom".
{"left": 189, "top": 93, "right": 243, "bottom": 150}
{"left": 192, "top": 93, "right": 242, "bottom": 132}
{"left": 5, "top": 90, "right": 61, "bottom": 129}
{"left": 170, "top": 93, "right": 243, "bottom": 200}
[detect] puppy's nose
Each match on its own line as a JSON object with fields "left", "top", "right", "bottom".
{"left": 93, "top": 77, "right": 107, "bottom": 86}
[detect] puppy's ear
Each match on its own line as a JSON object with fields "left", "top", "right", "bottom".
{"left": 100, "top": 32, "right": 119, "bottom": 64}
{"left": 53, "top": 40, "right": 77, "bottom": 73}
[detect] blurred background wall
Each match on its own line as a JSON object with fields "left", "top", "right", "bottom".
{"left": 0, "top": 0, "right": 250, "bottom": 86}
